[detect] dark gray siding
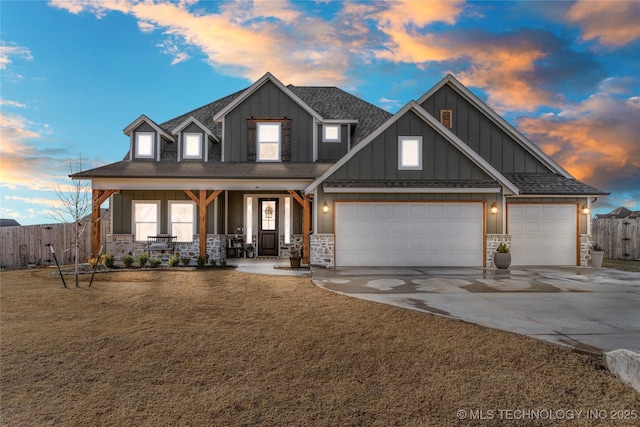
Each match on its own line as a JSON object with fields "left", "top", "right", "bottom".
{"left": 223, "top": 81, "right": 314, "bottom": 162}
{"left": 317, "top": 124, "right": 349, "bottom": 161}
{"left": 327, "top": 110, "right": 493, "bottom": 182}
{"left": 420, "top": 84, "right": 549, "bottom": 173}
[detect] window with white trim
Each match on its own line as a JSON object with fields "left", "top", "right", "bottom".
{"left": 169, "top": 201, "right": 195, "bottom": 242}
{"left": 284, "top": 196, "right": 291, "bottom": 244}
{"left": 398, "top": 136, "right": 422, "bottom": 170}
{"left": 246, "top": 197, "right": 253, "bottom": 244}
{"left": 183, "top": 133, "right": 202, "bottom": 159}
{"left": 257, "top": 122, "right": 281, "bottom": 161}
{"left": 135, "top": 132, "right": 154, "bottom": 158}
{"left": 133, "top": 201, "right": 159, "bottom": 241}
{"left": 323, "top": 124, "right": 341, "bottom": 142}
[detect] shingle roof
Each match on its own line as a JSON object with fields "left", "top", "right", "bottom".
{"left": 0, "top": 218, "right": 20, "bottom": 227}
{"left": 72, "top": 161, "right": 333, "bottom": 179}
{"left": 323, "top": 180, "right": 501, "bottom": 189}
{"left": 288, "top": 86, "right": 392, "bottom": 145}
{"left": 504, "top": 173, "right": 609, "bottom": 195}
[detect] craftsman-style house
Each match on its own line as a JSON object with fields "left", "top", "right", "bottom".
{"left": 74, "top": 73, "right": 607, "bottom": 267}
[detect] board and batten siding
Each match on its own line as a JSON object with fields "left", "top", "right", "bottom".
{"left": 420, "top": 83, "right": 548, "bottom": 174}
{"left": 317, "top": 124, "right": 349, "bottom": 161}
{"left": 223, "top": 81, "right": 314, "bottom": 162}
{"left": 327, "top": 110, "right": 494, "bottom": 182}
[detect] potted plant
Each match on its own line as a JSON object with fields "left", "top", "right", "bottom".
{"left": 591, "top": 243, "right": 605, "bottom": 268}
{"left": 494, "top": 242, "right": 511, "bottom": 269}
{"left": 289, "top": 246, "right": 302, "bottom": 269}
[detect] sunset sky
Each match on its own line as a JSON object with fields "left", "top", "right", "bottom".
{"left": 1, "top": 0, "right": 639, "bottom": 225}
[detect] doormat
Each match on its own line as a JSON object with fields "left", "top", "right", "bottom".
{"left": 256, "top": 256, "right": 280, "bottom": 260}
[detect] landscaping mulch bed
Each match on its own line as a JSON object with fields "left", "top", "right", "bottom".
{"left": 1, "top": 268, "right": 638, "bottom": 426}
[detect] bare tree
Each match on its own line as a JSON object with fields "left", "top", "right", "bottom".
{"left": 48, "top": 157, "right": 92, "bottom": 287}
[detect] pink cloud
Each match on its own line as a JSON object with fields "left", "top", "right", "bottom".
{"left": 567, "top": 0, "right": 640, "bottom": 47}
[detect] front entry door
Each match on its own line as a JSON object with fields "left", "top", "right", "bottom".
{"left": 258, "top": 199, "right": 278, "bottom": 256}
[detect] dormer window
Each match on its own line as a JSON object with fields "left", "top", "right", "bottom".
{"left": 323, "top": 124, "right": 341, "bottom": 142}
{"left": 136, "top": 132, "right": 154, "bottom": 158}
{"left": 257, "top": 122, "right": 281, "bottom": 161}
{"left": 183, "top": 133, "right": 202, "bottom": 159}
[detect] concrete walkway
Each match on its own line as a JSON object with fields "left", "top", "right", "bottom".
{"left": 311, "top": 266, "right": 640, "bottom": 355}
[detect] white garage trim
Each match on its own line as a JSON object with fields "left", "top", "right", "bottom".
{"left": 335, "top": 201, "right": 485, "bottom": 267}
{"left": 507, "top": 203, "right": 578, "bottom": 266}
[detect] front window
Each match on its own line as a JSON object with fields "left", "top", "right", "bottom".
{"left": 183, "top": 133, "right": 202, "bottom": 159}
{"left": 136, "top": 132, "right": 154, "bottom": 158}
{"left": 169, "top": 201, "right": 195, "bottom": 242}
{"left": 257, "top": 122, "right": 281, "bottom": 161}
{"left": 133, "top": 201, "right": 159, "bottom": 241}
{"left": 323, "top": 124, "right": 341, "bottom": 142}
{"left": 398, "top": 136, "right": 422, "bottom": 170}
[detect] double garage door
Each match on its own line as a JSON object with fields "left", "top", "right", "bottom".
{"left": 334, "top": 202, "right": 578, "bottom": 267}
{"left": 508, "top": 204, "right": 577, "bottom": 266}
{"left": 335, "top": 202, "right": 484, "bottom": 267}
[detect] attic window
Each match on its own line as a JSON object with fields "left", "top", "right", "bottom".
{"left": 440, "top": 110, "right": 453, "bottom": 129}
{"left": 135, "top": 132, "right": 154, "bottom": 158}
{"left": 398, "top": 136, "right": 422, "bottom": 170}
{"left": 323, "top": 124, "right": 341, "bottom": 142}
{"left": 183, "top": 133, "right": 202, "bottom": 159}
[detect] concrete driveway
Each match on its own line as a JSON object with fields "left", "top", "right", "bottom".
{"left": 312, "top": 266, "right": 640, "bottom": 355}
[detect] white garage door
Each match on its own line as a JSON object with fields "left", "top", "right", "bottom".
{"left": 335, "top": 202, "right": 484, "bottom": 267}
{"left": 508, "top": 204, "right": 577, "bottom": 266}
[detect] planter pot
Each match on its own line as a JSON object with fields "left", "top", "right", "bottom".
{"left": 494, "top": 252, "right": 511, "bottom": 269}
{"left": 290, "top": 256, "right": 301, "bottom": 269}
{"left": 591, "top": 251, "right": 604, "bottom": 268}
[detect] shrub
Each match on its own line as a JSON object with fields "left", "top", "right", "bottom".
{"left": 137, "top": 253, "right": 149, "bottom": 267}
{"left": 496, "top": 243, "right": 510, "bottom": 253}
{"left": 210, "top": 258, "right": 217, "bottom": 268}
{"left": 122, "top": 255, "right": 135, "bottom": 267}
{"left": 102, "top": 254, "right": 115, "bottom": 269}
{"left": 220, "top": 258, "right": 227, "bottom": 267}
{"left": 168, "top": 255, "right": 179, "bottom": 267}
{"left": 181, "top": 256, "right": 191, "bottom": 267}
{"left": 149, "top": 257, "right": 162, "bottom": 268}
{"left": 197, "top": 256, "right": 207, "bottom": 268}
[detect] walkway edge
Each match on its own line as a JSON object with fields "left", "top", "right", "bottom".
{"left": 604, "top": 349, "right": 640, "bottom": 392}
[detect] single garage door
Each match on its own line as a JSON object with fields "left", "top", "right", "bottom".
{"left": 335, "top": 202, "right": 484, "bottom": 267}
{"left": 508, "top": 204, "right": 577, "bottom": 266}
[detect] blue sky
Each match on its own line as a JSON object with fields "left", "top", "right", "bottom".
{"left": 1, "top": 0, "right": 639, "bottom": 225}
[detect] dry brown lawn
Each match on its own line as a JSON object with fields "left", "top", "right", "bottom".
{"left": 1, "top": 268, "right": 638, "bottom": 426}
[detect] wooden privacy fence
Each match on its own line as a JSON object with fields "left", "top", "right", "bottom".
{"left": 592, "top": 217, "right": 640, "bottom": 260}
{"left": 0, "top": 218, "right": 109, "bottom": 268}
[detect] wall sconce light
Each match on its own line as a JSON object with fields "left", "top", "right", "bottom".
{"left": 322, "top": 201, "right": 329, "bottom": 213}
{"left": 490, "top": 203, "right": 498, "bottom": 215}
{"left": 582, "top": 205, "right": 590, "bottom": 215}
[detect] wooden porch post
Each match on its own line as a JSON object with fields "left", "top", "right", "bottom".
{"left": 91, "top": 189, "right": 114, "bottom": 255}
{"left": 184, "top": 190, "right": 223, "bottom": 259}
{"left": 288, "top": 190, "right": 311, "bottom": 264}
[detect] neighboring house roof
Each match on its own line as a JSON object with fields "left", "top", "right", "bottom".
{"left": 0, "top": 218, "right": 20, "bottom": 227}
{"left": 595, "top": 207, "right": 640, "bottom": 219}
{"left": 504, "top": 173, "right": 608, "bottom": 196}
{"left": 305, "top": 101, "right": 521, "bottom": 195}
{"left": 418, "top": 74, "right": 573, "bottom": 179}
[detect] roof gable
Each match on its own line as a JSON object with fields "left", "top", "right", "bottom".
{"left": 417, "top": 75, "right": 571, "bottom": 178}
{"left": 171, "top": 116, "right": 215, "bottom": 140}
{"left": 305, "top": 101, "right": 519, "bottom": 195}
{"left": 123, "top": 114, "right": 174, "bottom": 142}
{"left": 212, "top": 72, "right": 323, "bottom": 122}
